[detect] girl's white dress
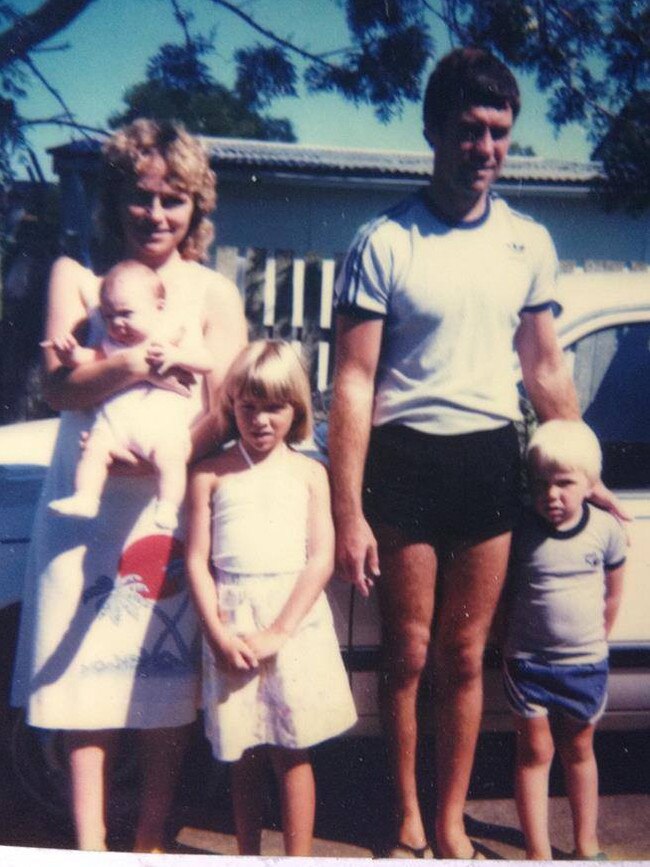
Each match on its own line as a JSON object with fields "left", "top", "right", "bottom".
{"left": 11, "top": 259, "right": 224, "bottom": 730}
{"left": 203, "top": 442, "right": 357, "bottom": 761}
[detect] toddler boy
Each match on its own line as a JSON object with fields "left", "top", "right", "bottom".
{"left": 504, "top": 420, "right": 626, "bottom": 860}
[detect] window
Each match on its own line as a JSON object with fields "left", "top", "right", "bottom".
{"left": 566, "top": 322, "right": 650, "bottom": 488}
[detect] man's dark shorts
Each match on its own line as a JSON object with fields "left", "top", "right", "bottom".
{"left": 363, "top": 422, "right": 521, "bottom": 544}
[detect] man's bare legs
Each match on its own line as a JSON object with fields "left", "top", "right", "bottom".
{"left": 375, "top": 523, "right": 437, "bottom": 852}
{"left": 133, "top": 724, "right": 191, "bottom": 852}
{"left": 514, "top": 715, "right": 555, "bottom": 859}
{"left": 66, "top": 729, "right": 119, "bottom": 851}
{"left": 432, "top": 532, "right": 511, "bottom": 858}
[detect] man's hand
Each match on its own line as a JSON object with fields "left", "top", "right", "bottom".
{"left": 335, "top": 513, "right": 380, "bottom": 598}
{"left": 589, "top": 479, "right": 632, "bottom": 524}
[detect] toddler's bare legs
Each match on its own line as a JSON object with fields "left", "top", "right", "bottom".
{"left": 49, "top": 430, "right": 114, "bottom": 518}
{"left": 151, "top": 439, "right": 190, "bottom": 530}
{"left": 556, "top": 718, "right": 601, "bottom": 858}
{"left": 269, "top": 746, "right": 315, "bottom": 856}
{"left": 232, "top": 748, "right": 268, "bottom": 854}
{"left": 514, "top": 715, "right": 554, "bottom": 860}
{"left": 133, "top": 724, "right": 190, "bottom": 853}
{"left": 66, "top": 729, "right": 119, "bottom": 851}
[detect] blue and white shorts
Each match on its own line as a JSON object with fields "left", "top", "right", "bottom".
{"left": 503, "top": 657, "right": 609, "bottom": 724}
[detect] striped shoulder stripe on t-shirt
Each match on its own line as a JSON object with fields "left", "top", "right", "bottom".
{"left": 338, "top": 196, "right": 418, "bottom": 311}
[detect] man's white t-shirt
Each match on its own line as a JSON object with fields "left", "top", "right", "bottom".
{"left": 334, "top": 190, "right": 560, "bottom": 435}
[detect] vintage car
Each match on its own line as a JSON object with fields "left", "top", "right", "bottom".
{"left": 1, "top": 267, "right": 649, "bottom": 762}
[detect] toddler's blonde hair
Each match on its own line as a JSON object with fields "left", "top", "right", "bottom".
{"left": 527, "top": 420, "right": 602, "bottom": 484}
{"left": 222, "top": 340, "right": 313, "bottom": 445}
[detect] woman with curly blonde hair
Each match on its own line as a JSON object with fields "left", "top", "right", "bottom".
{"left": 12, "top": 119, "right": 247, "bottom": 852}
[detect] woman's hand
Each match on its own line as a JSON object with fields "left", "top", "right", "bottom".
{"left": 145, "top": 341, "right": 183, "bottom": 377}
{"left": 243, "top": 627, "right": 289, "bottom": 661}
{"left": 212, "top": 631, "right": 259, "bottom": 671}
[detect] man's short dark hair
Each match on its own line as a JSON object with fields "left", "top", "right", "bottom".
{"left": 423, "top": 47, "right": 521, "bottom": 134}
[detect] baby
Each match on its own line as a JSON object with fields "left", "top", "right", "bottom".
{"left": 47, "top": 259, "right": 212, "bottom": 530}
{"left": 504, "top": 420, "right": 626, "bottom": 860}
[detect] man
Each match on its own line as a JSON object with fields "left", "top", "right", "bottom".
{"left": 329, "top": 47, "right": 621, "bottom": 859}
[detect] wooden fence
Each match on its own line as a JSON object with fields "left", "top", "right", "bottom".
{"left": 214, "top": 246, "right": 341, "bottom": 398}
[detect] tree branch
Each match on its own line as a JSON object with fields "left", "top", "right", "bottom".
{"left": 169, "top": 0, "right": 193, "bottom": 48}
{"left": 22, "top": 114, "right": 107, "bottom": 135}
{"left": 0, "top": 0, "right": 94, "bottom": 68}
{"left": 20, "top": 55, "right": 74, "bottom": 122}
{"left": 205, "top": 0, "right": 337, "bottom": 70}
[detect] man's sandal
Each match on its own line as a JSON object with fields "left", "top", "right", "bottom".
{"left": 387, "top": 841, "right": 435, "bottom": 859}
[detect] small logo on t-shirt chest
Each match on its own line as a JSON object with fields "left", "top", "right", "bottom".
{"left": 585, "top": 551, "right": 602, "bottom": 568}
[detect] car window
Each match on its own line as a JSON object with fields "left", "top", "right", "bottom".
{"left": 566, "top": 322, "right": 650, "bottom": 489}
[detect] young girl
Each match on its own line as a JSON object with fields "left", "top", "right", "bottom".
{"left": 186, "top": 339, "right": 357, "bottom": 856}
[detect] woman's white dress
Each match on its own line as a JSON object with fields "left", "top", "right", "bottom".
{"left": 11, "top": 259, "right": 224, "bottom": 730}
{"left": 203, "top": 443, "right": 357, "bottom": 761}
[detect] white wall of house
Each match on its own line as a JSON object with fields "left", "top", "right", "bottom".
{"left": 212, "top": 173, "right": 649, "bottom": 265}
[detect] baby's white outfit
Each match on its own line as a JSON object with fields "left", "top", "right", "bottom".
{"left": 91, "top": 330, "right": 193, "bottom": 460}
{"left": 49, "top": 324, "right": 195, "bottom": 527}
{"left": 202, "top": 442, "right": 357, "bottom": 761}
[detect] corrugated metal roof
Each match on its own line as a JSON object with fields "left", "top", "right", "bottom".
{"left": 201, "top": 137, "right": 600, "bottom": 184}
{"left": 50, "top": 135, "right": 601, "bottom": 185}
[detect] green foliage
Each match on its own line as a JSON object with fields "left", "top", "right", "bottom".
{"left": 592, "top": 92, "right": 650, "bottom": 215}
{"left": 109, "top": 39, "right": 296, "bottom": 141}
{"left": 234, "top": 44, "right": 297, "bottom": 109}
{"left": 146, "top": 38, "right": 216, "bottom": 92}
{"left": 108, "top": 78, "right": 296, "bottom": 141}
{"left": 509, "top": 142, "right": 536, "bottom": 157}
{"left": 0, "top": 0, "right": 648, "bottom": 208}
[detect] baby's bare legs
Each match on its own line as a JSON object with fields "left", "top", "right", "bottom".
{"left": 49, "top": 428, "right": 114, "bottom": 518}
{"left": 514, "top": 715, "right": 554, "bottom": 860}
{"left": 555, "top": 718, "right": 600, "bottom": 858}
{"left": 150, "top": 437, "right": 191, "bottom": 529}
{"left": 269, "top": 746, "right": 315, "bottom": 856}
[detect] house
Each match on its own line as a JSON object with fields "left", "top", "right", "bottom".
{"left": 46, "top": 136, "right": 650, "bottom": 394}
{"left": 50, "top": 136, "right": 649, "bottom": 266}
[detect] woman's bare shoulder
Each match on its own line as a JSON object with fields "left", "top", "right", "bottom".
{"left": 50, "top": 255, "right": 95, "bottom": 284}
{"left": 46, "top": 257, "right": 100, "bottom": 337}
{"left": 189, "top": 261, "right": 238, "bottom": 295}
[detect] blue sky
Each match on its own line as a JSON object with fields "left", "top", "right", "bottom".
{"left": 12, "top": 0, "right": 593, "bottom": 180}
